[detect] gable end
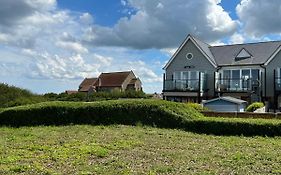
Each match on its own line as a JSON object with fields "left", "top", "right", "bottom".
{"left": 163, "top": 35, "right": 217, "bottom": 70}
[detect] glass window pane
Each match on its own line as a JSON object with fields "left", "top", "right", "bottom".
{"left": 174, "top": 72, "right": 181, "bottom": 80}
{"left": 182, "top": 72, "right": 189, "bottom": 79}
{"left": 222, "top": 70, "right": 230, "bottom": 89}
{"left": 251, "top": 69, "right": 259, "bottom": 86}
{"left": 242, "top": 69, "right": 250, "bottom": 89}
{"left": 231, "top": 70, "right": 240, "bottom": 89}
{"left": 190, "top": 71, "right": 198, "bottom": 79}
{"left": 251, "top": 69, "right": 259, "bottom": 80}
{"left": 242, "top": 69, "right": 250, "bottom": 79}
{"left": 223, "top": 70, "right": 230, "bottom": 79}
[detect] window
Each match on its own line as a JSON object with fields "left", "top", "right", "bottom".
{"left": 173, "top": 72, "right": 181, "bottom": 80}
{"left": 251, "top": 69, "right": 260, "bottom": 85}
{"left": 186, "top": 53, "right": 193, "bottom": 60}
{"left": 182, "top": 72, "right": 189, "bottom": 80}
{"left": 172, "top": 71, "right": 199, "bottom": 90}
{"left": 231, "top": 70, "right": 240, "bottom": 89}
{"left": 242, "top": 69, "right": 250, "bottom": 89}
{"left": 221, "top": 68, "right": 260, "bottom": 90}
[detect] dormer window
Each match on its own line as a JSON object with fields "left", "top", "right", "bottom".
{"left": 235, "top": 48, "right": 252, "bottom": 61}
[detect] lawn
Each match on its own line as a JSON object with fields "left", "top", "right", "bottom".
{"left": 1, "top": 125, "right": 281, "bottom": 174}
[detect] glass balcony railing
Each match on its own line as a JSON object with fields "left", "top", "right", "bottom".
{"left": 164, "top": 78, "right": 207, "bottom": 92}
{"left": 164, "top": 79, "right": 199, "bottom": 91}
{"left": 215, "top": 78, "right": 260, "bottom": 92}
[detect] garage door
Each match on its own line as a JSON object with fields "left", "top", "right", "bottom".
{"left": 205, "top": 104, "right": 237, "bottom": 112}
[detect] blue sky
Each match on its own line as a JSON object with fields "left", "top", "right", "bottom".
{"left": 0, "top": 0, "right": 281, "bottom": 94}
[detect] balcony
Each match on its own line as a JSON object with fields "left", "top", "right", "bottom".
{"left": 215, "top": 78, "right": 261, "bottom": 92}
{"left": 163, "top": 76, "right": 206, "bottom": 92}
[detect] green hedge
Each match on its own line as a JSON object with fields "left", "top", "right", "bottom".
{"left": 184, "top": 117, "right": 281, "bottom": 137}
{"left": 246, "top": 102, "right": 264, "bottom": 112}
{"left": 0, "top": 100, "right": 201, "bottom": 128}
{"left": 1, "top": 99, "right": 281, "bottom": 136}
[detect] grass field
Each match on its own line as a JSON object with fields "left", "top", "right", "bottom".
{"left": 1, "top": 125, "right": 281, "bottom": 174}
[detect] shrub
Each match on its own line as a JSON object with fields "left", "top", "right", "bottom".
{"left": 246, "top": 102, "right": 264, "bottom": 112}
{"left": 0, "top": 83, "right": 47, "bottom": 108}
{"left": 1, "top": 99, "right": 281, "bottom": 136}
{"left": 44, "top": 90, "right": 148, "bottom": 102}
{"left": 186, "top": 103, "right": 208, "bottom": 112}
{"left": 0, "top": 99, "right": 202, "bottom": 127}
{"left": 88, "top": 90, "right": 147, "bottom": 100}
{"left": 185, "top": 117, "right": 281, "bottom": 137}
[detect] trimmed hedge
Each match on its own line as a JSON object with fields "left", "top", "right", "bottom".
{"left": 202, "top": 111, "right": 279, "bottom": 119}
{"left": 185, "top": 117, "right": 281, "bottom": 137}
{"left": 0, "top": 99, "right": 202, "bottom": 128}
{"left": 1, "top": 99, "right": 281, "bottom": 136}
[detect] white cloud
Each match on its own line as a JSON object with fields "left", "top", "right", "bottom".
{"left": 230, "top": 32, "right": 245, "bottom": 44}
{"left": 236, "top": 0, "right": 281, "bottom": 37}
{"left": 121, "top": 0, "right": 127, "bottom": 6}
{"left": 0, "top": 0, "right": 241, "bottom": 94}
{"left": 91, "top": 53, "right": 113, "bottom": 66}
{"left": 126, "top": 60, "right": 162, "bottom": 83}
{"left": 56, "top": 41, "right": 88, "bottom": 54}
{"left": 30, "top": 53, "right": 100, "bottom": 79}
{"left": 161, "top": 48, "right": 177, "bottom": 56}
{"left": 80, "top": 13, "right": 94, "bottom": 24}
{"left": 85, "top": 0, "right": 238, "bottom": 49}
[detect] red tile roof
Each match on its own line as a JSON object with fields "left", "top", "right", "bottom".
{"left": 79, "top": 78, "right": 98, "bottom": 92}
{"left": 98, "top": 71, "right": 132, "bottom": 87}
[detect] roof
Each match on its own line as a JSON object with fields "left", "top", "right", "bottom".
{"left": 203, "top": 96, "right": 247, "bottom": 105}
{"left": 210, "top": 41, "right": 281, "bottom": 66}
{"left": 192, "top": 36, "right": 217, "bottom": 65}
{"left": 98, "top": 71, "right": 132, "bottom": 87}
{"left": 79, "top": 78, "right": 98, "bottom": 92}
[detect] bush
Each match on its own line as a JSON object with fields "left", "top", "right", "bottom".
{"left": 186, "top": 103, "right": 208, "bottom": 112}
{"left": 246, "top": 102, "right": 264, "bottom": 112}
{"left": 1, "top": 99, "right": 281, "bottom": 136}
{"left": 44, "top": 90, "right": 148, "bottom": 102}
{"left": 88, "top": 90, "right": 147, "bottom": 100}
{"left": 185, "top": 117, "right": 281, "bottom": 137}
{"left": 0, "top": 99, "right": 202, "bottom": 128}
{"left": 0, "top": 83, "right": 47, "bottom": 108}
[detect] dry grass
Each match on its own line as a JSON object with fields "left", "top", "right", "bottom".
{"left": 0, "top": 125, "right": 281, "bottom": 174}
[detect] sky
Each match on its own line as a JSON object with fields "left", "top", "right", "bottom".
{"left": 1, "top": 0, "right": 281, "bottom": 94}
